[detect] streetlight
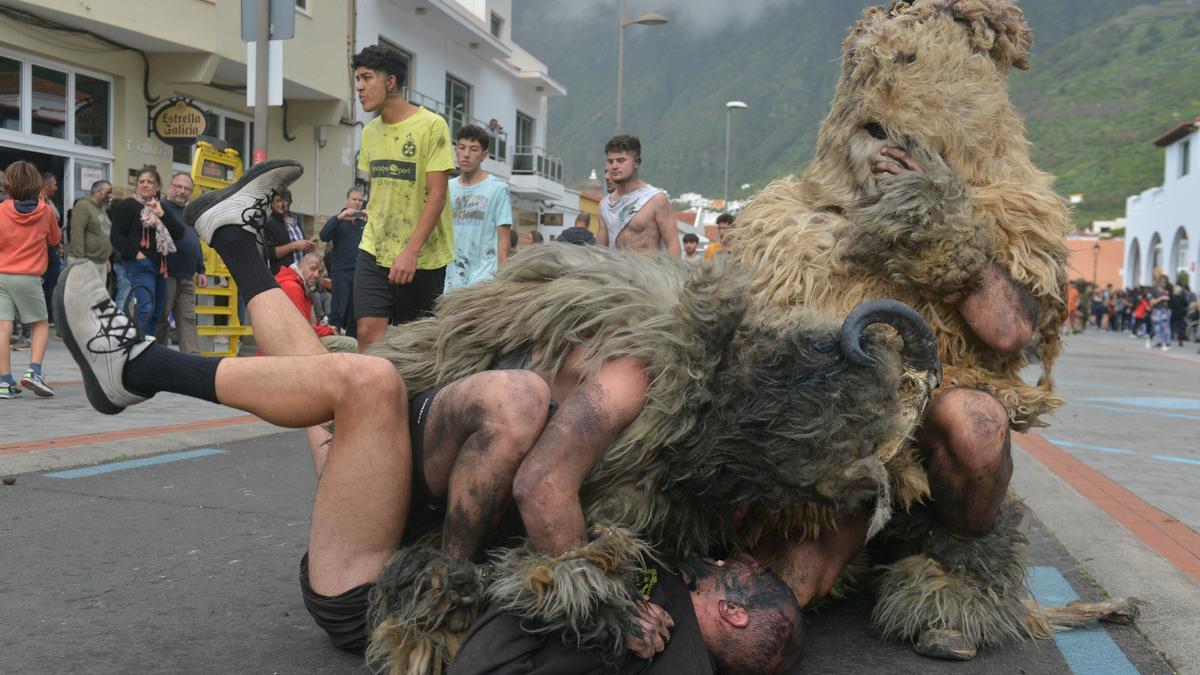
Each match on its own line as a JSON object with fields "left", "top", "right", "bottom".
{"left": 1092, "top": 241, "right": 1101, "bottom": 287}
{"left": 616, "top": 0, "right": 668, "bottom": 132}
{"left": 724, "top": 100, "right": 748, "bottom": 207}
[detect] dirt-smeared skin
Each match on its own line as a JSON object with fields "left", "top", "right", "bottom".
{"left": 918, "top": 388, "right": 1013, "bottom": 538}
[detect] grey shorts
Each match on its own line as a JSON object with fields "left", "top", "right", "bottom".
{"left": 0, "top": 273, "right": 48, "bottom": 322}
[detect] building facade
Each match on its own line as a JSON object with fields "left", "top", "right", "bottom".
{"left": 1124, "top": 115, "right": 1199, "bottom": 290}
{"left": 354, "top": 0, "right": 570, "bottom": 235}
{"left": 0, "top": 0, "right": 358, "bottom": 230}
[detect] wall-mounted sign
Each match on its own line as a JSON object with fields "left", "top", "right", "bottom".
{"left": 149, "top": 98, "right": 209, "bottom": 146}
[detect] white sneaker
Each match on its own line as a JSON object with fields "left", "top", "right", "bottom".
{"left": 55, "top": 263, "right": 153, "bottom": 415}
{"left": 1161, "top": 345, "right": 1169, "bottom": 351}
{"left": 1145, "top": 339, "right": 1153, "bottom": 349}
{"left": 183, "top": 159, "right": 303, "bottom": 245}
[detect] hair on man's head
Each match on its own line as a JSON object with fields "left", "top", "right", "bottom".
{"left": 347, "top": 185, "right": 366, "bottom": 198}
{"left": 682, "top": 233, "right": 700, "bottom": 244}
{"left": 528, "top": 231, "right": 544, "bottom": 244}
{"left": 716, "top": 212, "right": 735, "bottom": 226}
{"left": 456, "top": 124, "right": 491, "bottom": 152}
{"left": 605, "top": 134, "right": 642, "bottom": 162}
{"left": 710, "top": 567, "right": 804, "bottom": 675}
{"left": 574, "top": 213, "right": 591, "bottom": 227}
{"left": 351, "top": 45, "right": 408, "bottom": 88}
{"left": 3, "top": 161, "right": 43, "bottom": 201}
{"left": 89, "top": 180, "right": 112, "bottom": 195}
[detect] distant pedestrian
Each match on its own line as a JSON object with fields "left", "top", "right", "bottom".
{"left": 67, "top": 179, "right": 113, "bottom": 279}
{"left": 1169, "top": 284, "right": 1188, "bottom": 347}
{"left": 682, "top": 233, "right": 703, "bottom": 264}
{"left": 156, "top": 172, "right": 205, "bottom": 354}
{"left": 110, "top": 167, "right": 184, "bottom": 335}
{"left": 263, "top": 189, "right": 314, "bottom": 274}
{"left": 1148, "top": 282, "right": 1171, "bottom": 350}
{"left": 0, "top": 161, "right": 61, "bottom": 399}
{"left": 39, "top": 171, "right": 63, "bottom": 325}
{"left": 522, "top": 230, "right": 543, "bottom": 246}
{"left": 704, "top": 213, "right": 736, "bottom": 261}
{"left": 445, "top": 124, "right": 512, "bottom": 290}
{"left": 319, "top": 186, "right": 368, "bottom": 336}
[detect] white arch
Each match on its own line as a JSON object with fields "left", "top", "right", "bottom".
{"left": 1170, "top": 227, "right": 1189, "bottom": 283}
{"left": 1149, "top": 232, "right": 1164, "bottom": 285}
{"left": 1127, "top": 238, "right": 1141, "bottom": 289}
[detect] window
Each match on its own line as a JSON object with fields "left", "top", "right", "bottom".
{"left": 513, "top": 112, "right": 535, "bottom": 173}
{"left": 490, "top": 12, "right": 505, "bottom": 39}
{"left": 445, "top": 75, "right": 471, "bottom": 139}
{"left": 0, "top": 51, "right": 111, "bottom": 151}
{"left": 74, "top": 74, "right": 110, "bottom": 148}
{"left": 0, "top": 56, "right": 20, "bottom": 131}
{"left": 1181, "top": 140, "right": 1191, "bottom": 178}
{"left": 295, "top": 0, "right": 307, "bottom": 10}
{"left": 379, "top": 39, "right": 413, "bottom": 96}
{"left": 31, "top": 65, "right": 67, "bottom": 140}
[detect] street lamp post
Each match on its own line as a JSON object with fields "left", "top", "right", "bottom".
{"left": 616, "top": 0, "right": 668, "bottom": 132}
{"left": 1093, "top": 242, "right": 1102, "bottom": 287}
{"left": 724, "top": 100, "right": 748, "bottom": 207}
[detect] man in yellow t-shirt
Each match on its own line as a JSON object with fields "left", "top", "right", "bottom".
{"left": 703, "top": 212, "right": 735, "bottom": 262}
{"left": 351, "top": 45, "right": 455, "bottom": 350}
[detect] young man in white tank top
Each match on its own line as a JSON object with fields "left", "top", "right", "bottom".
{"left": 596, "top": 135, "right": 680, "bottom": 256}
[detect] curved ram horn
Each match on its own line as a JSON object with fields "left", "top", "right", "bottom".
{"left": 837, "top": 299, "right": 941, "bottom": 382}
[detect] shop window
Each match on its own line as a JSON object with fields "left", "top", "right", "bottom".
{"left": 31, "top": 65, "right": 67, "bottom": 140}
{"left": 445, "top": 75, "right": 470, "bottom": 140}
{"left": 0, "top": 56, "right": 19, "bottom": 132}
{"left": 74, "top": 74, "right": 110, "bottom": 149}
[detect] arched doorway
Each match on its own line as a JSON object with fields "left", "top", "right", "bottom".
{"left": 1149, "top": 232, "right": 1164, "bottom": 285}
{"left": 1127, "top": 238, "right": 1141, "bottom": 290}
{"left": 1170, "top": 227, "right": 1189, "bottom": 283}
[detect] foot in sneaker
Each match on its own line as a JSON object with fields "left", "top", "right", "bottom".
{"left": 184, "top": 159, "right": 303, "bottom": 245}
{"left": 55, "top": 262, "right": 154, "bottom": 415}
{"left": 0, "top": 381, "right": 19, "bottom": 399}
{"left": 19, "top": 370, "right": 54, "bottom": 397}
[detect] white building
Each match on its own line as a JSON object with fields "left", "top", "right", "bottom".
{"left": 353, "top": 0, "right": 569, "bottom": 233}
{"left": 1124, "top": 115, "right": 1199, "bottom": 290}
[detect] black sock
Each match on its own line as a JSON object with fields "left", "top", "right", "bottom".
{"left": 210, "top": 226, "right": 278, "bottom": 302}
{"left": 123, "top": 342, "right": 222, "bottom": 404}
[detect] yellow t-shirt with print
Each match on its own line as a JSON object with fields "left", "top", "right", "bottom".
{"left": 357, "top": 107, "right": 456, "bottom": 270}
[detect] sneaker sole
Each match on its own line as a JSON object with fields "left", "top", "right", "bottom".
{"left": 19, "top": 377, "right": 54, "bottom": 397}
{"left": 54, "top": 265, "right": 124, "bottom": 415}
{"left": 183, "top": 159, "right": 303, "bottom": 230}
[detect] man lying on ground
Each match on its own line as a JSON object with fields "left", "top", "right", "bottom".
{"left": 450, "top": 556, "right": 801, "bottom": 675}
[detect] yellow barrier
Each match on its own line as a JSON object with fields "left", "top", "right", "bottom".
{"left": 190, "top": 142, "right": 251, "bottom": 357}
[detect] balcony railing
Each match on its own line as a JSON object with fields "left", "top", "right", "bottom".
{"left": 512, "top": 145, "right": 563, "bottom": 183}
{"left": 406, "top": 89, "right": 508, "bottom": 163}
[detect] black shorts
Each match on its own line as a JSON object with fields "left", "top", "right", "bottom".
{"left": 299, "top": 553, "right": 372, "bottom": 653}
{"left": 352, "top": 250, "right": 445, "bottom": 325}
{"left": 408, "top": 385, "right": 448, "bottom": 515}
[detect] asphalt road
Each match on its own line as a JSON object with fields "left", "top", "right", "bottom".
{"left": 0, "top": 429, "right": 1173, "bottom": 673}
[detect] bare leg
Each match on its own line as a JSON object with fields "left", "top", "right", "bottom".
{"left": 917, "top": 387, "right": 1012, "bottom": 538}
{"left": 0, "top": 320, "right": 11, "bottom": 377}
{"left": 28, "top": 319, "right": 49, "bottom": 367}
{"left": 752, "top": 513, "right": 869, "bottom": 607}
{"left": 210, "top": 352, "right": 413, "bottom": 594}
{"left": 418, "top": 370, "right": 552, "bottom": 560}
{"left": 357, "top": 316, "right": 388, "bottom": 352}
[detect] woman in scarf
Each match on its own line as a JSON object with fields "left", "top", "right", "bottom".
{"left": 110, "top": 167, "right": 183, "bottom": 335}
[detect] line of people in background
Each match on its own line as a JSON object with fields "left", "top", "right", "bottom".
{"left": 1067, "top": 276, "right": 1198, "bottom": 352}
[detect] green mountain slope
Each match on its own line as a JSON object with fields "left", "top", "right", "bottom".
{"left": 513, "top": 0, "right": 1197, "bottom": 225}
{"left": 1009, "top": 1, "right": 1200, "bottom": 225}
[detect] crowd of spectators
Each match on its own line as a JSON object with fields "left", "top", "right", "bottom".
{"left": 1067, "top": 276, "right": 1199, "bottom": 352}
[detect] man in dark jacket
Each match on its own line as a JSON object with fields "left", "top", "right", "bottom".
{"left": 319, "top": 186, "right": 367, "bottom": 336}
{"left": 157, "top": 172, "right": 205, "bottom": 354}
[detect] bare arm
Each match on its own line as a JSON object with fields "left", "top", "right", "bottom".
{"left": 497, "top": 224, "right": 511, "bottom": 267}
{"left": 512, "top": 357, "right": 649, "bottom": 553}
{"left": 390, "top": 170, "right": 448, "bottom": 284}
{"left": 652, "top": 194, "right": 679, "bottom": 256}
{"left": 595, "top": 216, "right": 609, "bottom": 247}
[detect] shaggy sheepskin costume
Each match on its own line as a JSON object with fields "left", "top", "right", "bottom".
{"left": 364, "top": 244, "right": 944, "bottom": 672}
{"left": 731, "top": 0, "right": 1135, "bottom": 657}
